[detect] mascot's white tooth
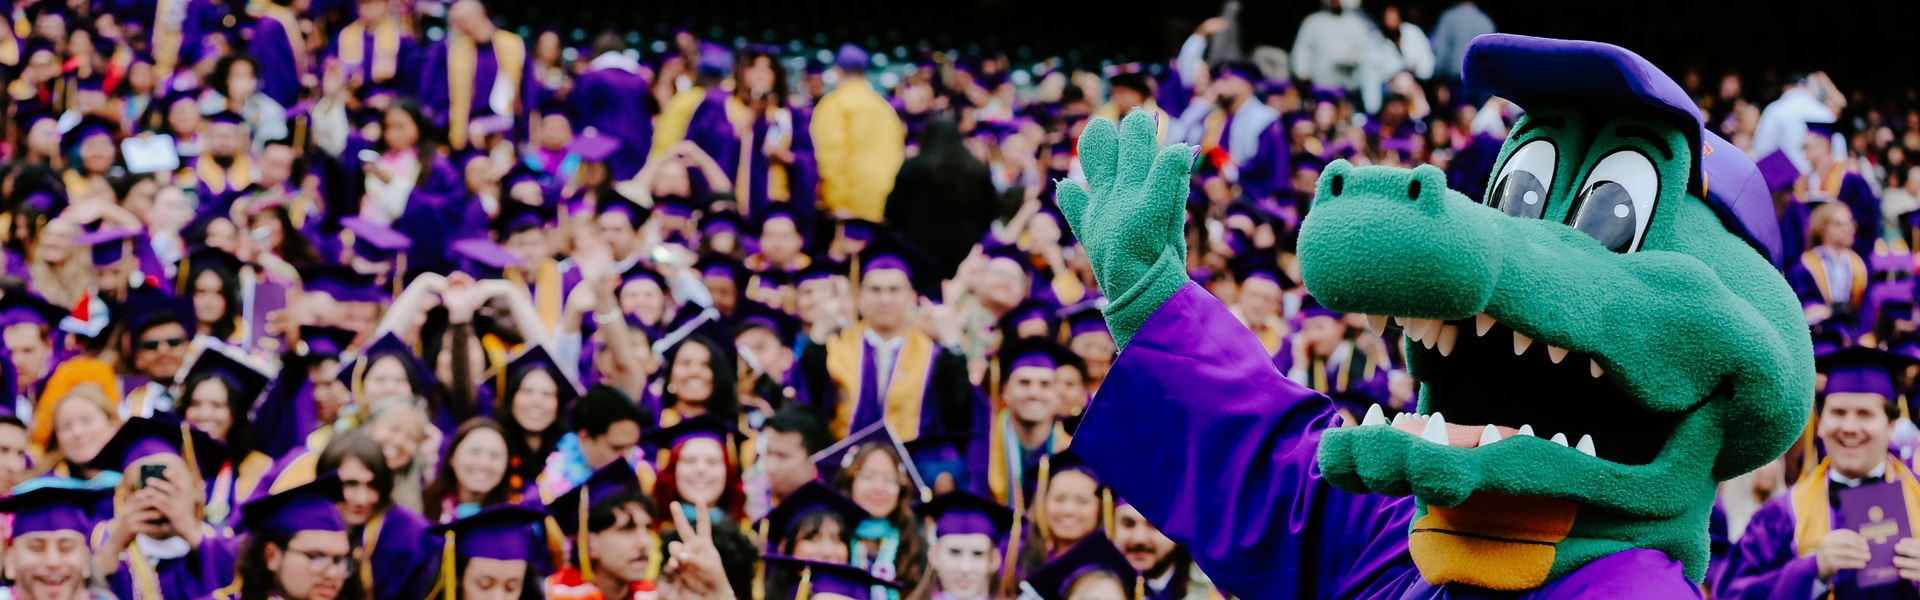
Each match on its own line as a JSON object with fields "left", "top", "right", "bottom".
{"left": 1421, "top": 319, "right": 1443, "bottom": 342}
{"left": 1547, "top": 345, "right": 1569, "bottom": 364}
{"left": 1577, "top": 435, "right": 1596, "bottom": 457}
{"left": 1437, "top": 326, "right": 1459, "bottom": 356}
{"left": 1513, "top": 332, "right": 1533, "bottom": 355}
{"left": 1475, "top": 313, "right": 1495, "bottom": 336}
{"left": 1363, "top": 405, "right": 1387, "bottom": 426}
{"left": 1367, "top": 315, "right": 1388, "bottom": 336}
{"left": 1479, "top": 425, "right": 1501, "bottom": 446}
{"left": 1550, "top": 433, "right": 1569, "bottom": 447}
{"left": 1591, "top": 359, "right": 1605, "bottom": 378}
{"left": 1395, "top": 316, "right": 1412, "bottom": 329}
{"left": 1403, "top": 319, "right": 1424, "bottom": 341}
{"left": 1518, "top": 424, "right": 1536, "bottom": 437}
{"left": 1421, "top": 412, "right": 1450, "bottom": 444}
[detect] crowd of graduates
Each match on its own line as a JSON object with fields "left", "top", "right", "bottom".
{"left": 1, "top": 0, "right": 1920, "bottom": 596}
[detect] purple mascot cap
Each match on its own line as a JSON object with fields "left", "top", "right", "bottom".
{"left": 1463, "top": 33, "right": 1783, "bottom": 268}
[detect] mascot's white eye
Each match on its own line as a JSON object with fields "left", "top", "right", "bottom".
{"left": 1489, "top": 140, "right": 1556, "bottom": 220}
{"left": 1569, "top": 150, "right": 1660, "bottom": 253}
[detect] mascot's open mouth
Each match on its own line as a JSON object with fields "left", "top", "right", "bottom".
{"left": 1375, "top": 313, "right": 1687, "bottom": 466}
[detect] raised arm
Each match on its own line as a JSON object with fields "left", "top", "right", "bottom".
{"left": 1059, "top": 111, "right": 1415, "bottom": 599}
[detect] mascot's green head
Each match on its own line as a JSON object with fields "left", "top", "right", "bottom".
{"left": 1305, "top": 34, "right": 1815, "bottom": 588}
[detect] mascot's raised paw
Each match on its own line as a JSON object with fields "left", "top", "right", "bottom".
{"left": 1056, "top": 110, "right": 1193, "bottom": 350}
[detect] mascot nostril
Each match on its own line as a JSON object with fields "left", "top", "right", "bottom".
{"left": 1065, "top": 32, "right": 1812, "bottom": 599}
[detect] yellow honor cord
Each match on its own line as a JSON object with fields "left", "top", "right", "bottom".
{"left": 1034, "top": 455, "right": 1052, "bottom": 542}
{"left": 796, "top": 566, "right": 813, "bottom": 600}
{"left": 1102, "top": 489, "right": 1114, "bottom": 540}
{"left": 441, "top": 531, "right": 457, "bottom": 600}
{"left": 578, "top": 487, "right": 593, "bottom": 583}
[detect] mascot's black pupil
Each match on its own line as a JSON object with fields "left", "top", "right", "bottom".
{"left": 1572, "top": 181, "right": 1637, "bottom": 253}
{"left": 1492, "top": 170, "right": 1547, "bottom": 220}
{"left": 1331, "top": 175, "right": 1344, "bottom": 196}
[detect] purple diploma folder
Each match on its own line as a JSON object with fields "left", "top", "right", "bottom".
{"left": 1839, "top": 481, "right": 1909, "bottom": 589}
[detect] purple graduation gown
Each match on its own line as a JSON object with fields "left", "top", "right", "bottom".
{"left": 568, "top": 61, "right": 653, "bottom": 180}
{"left": 110, "top": 535, "right": 238, "bottom": 600}
{"left": 1716, "top": 490, "right": 1920, "bottom": 599}
{"left": 417, "top": 39, "right": 537, "bottom": 143}
{"left": 1073, "top": 283, "right": 1703, "bottom": 598}
{"left": 1217, "top": 112, "right": 1293, "bottom": 203}
{"left": 1785, "top": 249, "right": 1867, "bottom": 345}
{"left": 740, "top": 108, "right": 819, "bottom": 223}
{"left": 327, "top": 28, "right": 421, "bottom": 101}
{"left": 683, "top": 89, "right": 740, "bottom": 188}
{"left": 362, "top": 505, "right": 435, "bottom": 600}
{"left": 247, "top": 15, "right": 306, "bottom": 107}
{"left": 1271, "top": 335, "right": 1393, "bottom": 412}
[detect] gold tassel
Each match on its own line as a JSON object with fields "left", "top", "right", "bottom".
{"left": 1102, "top": 489, "right": 1114, "bottom": 540}
{"left": 752, "top": 520, "right": 768, "bottom": 600}
{"left": 796, "top": 566, "right": 813, "bottom": 600}
{"left": 176, "top": 254, "right": 191, "bottom": 295}
{"left": 1000, "top": 503, "right": 1022, "bottom": 594}
{"left": 394, "top": 253, "right": 407, "bottom": 300}
{"left": 1134, "top": 570, "right": 1145, "bottom": 600}
{"left": 988, "top": 357, "right": 1001, "bottom": 408}
{"left": 179, "top": 422, "right": 200, "bottom": 487}
{"left": 578, "top": 487, "right": 594, "bottom": 582}
{"left": 440, "top": 531, "right": 457, "bottom": 600}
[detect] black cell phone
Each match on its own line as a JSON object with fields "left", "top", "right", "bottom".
{"left": 139, "top": 464, "right": 167, "bottom": 489}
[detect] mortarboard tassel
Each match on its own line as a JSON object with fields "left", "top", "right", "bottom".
{"left": 1102, "top": 488, "right": 1115, "bottom": 540}
{"left": 175, "top": 254, "right": 191, "bottom": 295}
{"left": 1903, "top": 396, "right": 1912, "bottom": 421}
{"left": 796, "top": 566, "right": 813, "bottom": 600}
{"left": 752, "top": 519, "right": 768, "bottom": 600}
{"left": 578, "top": 487, "right": 594, "bottom": 583}
{"left": 988, "top": 357, "right": 1001, "bottom": 409}
{"left": 440, "top": 530, "right": 457, "bottom": 600}
{"left": 178, "top": 422, "right": 203, "bottom": 499}
{"left": 1000, "top": 503, "right": 1023, "bottom": 594}
{"left": 1134, "top": 570, "right": 1146, "bottom": 600}
{"left": 394, "top": 253, "right": 406, "bottom": 300}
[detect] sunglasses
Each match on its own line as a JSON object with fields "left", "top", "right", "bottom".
{"left": 137, "top": 337, "right": 187, "bottom": 351}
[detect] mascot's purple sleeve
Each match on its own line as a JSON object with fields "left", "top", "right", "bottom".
{"left": 1072, "top": 282, "right": 1420, "bottom": 598}
{"left": 1074, "top": 284, "right": 1705, "bottom": 599}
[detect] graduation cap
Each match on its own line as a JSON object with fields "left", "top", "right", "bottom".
{"left": 794, "top": 258, "right": 850, "bottom": 287}
{"left": 703, "top": 209, "right": 743, "bottom": 238}
{"left": 640, "top": 414, "right": 745, "bottom": 462}
{"left": 207, "top": 111, "right": 246, "bottom": 127}
{"left": 0, "top": 292, "right": 70, "bottom": 330}
{"left": 238, "top": 473, "right": 345, "bottom": 537}
{"left": 427, "top": 505, "right": 549, "bottom": 586}
{"left": 981, "top": 244, "right": 1036, "bottom": 278}
{"left": 1209, "top": 60, "right": 1263, "bottom": 83}
{"left": 759, "top": 481, "right": 866, "bottom": 548}
{"left": 181, "top": 342, "right": 274, "bottom": 412}
{"left": 451, "top": 238, "right": 527, "bottom": 279}
{"left": 833, "top": 43, "right": 868, "bottom": 71}
{"left": 1019, "top": 531, "right": 1137, "bottom": 600}
{"left": 571, "top": 131, "right": 621, "bottom": 164}
{"left": 340, "top": 331, "right": 433, "bottom": 403}
{"left": 918, "top": 490, "right": 1015, "bottom": 544}
{"left": 86, "top": 415, "right": 229, "bottom": 481}
{"left": 1807, "top": 121, "right": 1845, "bottom": 140}
{"left": 1817, "top": 346, "right": 1920, "bottom": 401}
{"left": 811, "top": 421, "right": 927, "bottom": 500}
{"left": 468, "top": 114, "right": 516, "bottom": 139}
{"left": 1230, "top": 253, "right": 1295, "bottom": 290}
{"left": 734, "top": 300, "right": 800, "bottom": 342}
{"left": 491, "top": 200, "right": 559, "bottom": 239}
{"left": 298, "top": 325, "right": 357, "bottom": 357}
{"left": 697, "top": 42, "right": 734, "bottom": 76}
{"left": 856, "top": 234, "right": 942, "bottom": 301}
{"left": 1298, "top": 294, "right": 1345, "bottom": 321}
{"left": 596, "top": 192, "right": 650, "bottom": 230}
{"left": 303, "top": 264, "right": 386, "bottom": 304}
{"left": 75, "top": 227, "right": 138, "bottom": 266}
{"left": 121, "top": 290, "right": 197, "bottom": 337}
{"left": 534, "top": 100, "right": 578, "bottom": 124}
{"left": 762, "top": 554, "right": 901, "bottom": 600}
{"left": 619, "top": 262, "right": 669, "bottom": 293}
{"left": 751, "top": 204, "right": 808, "bottom": 240}
{"left": 501, "top": 345, "right": 583, "bottom": 407}
{"left": 696, "top": 254, "right": 750, "bottom": 288}
{"left": 176, "top": 245, "right": 244, "bottom": 295}
{"left": 997, "top": 299, "right": 1060, "bottom": 342}
{"left": 0, "top": 484, "right": 110, "bottom": 539}
{"left": 996, "top": 336, "right": 1077, "bottom": 385}
{"left": 59, "top": 114, "right": 117, "bottom": 157}
{"left": 1056, "top": 298, "right": 1110, "bottom": 342}
{"left": 546, "top": 458, "right": 644, "bottom": 538}
{"left": 1756, "top": 150, "right": 1799, "bottom": 194}
{"left": 340, "top": 216, "right": 413, "bottom": 263}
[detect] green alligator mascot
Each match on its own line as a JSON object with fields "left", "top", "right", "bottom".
{"left": 1066, "top": 34, "right": 1813, "bottom": 598}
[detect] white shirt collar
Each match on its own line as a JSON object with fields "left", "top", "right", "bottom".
{"left": 135, "top": 534, "right": 193, "bottom": 560}
{"left": 1831, "top": 461, "right": 1889, "bottom": 488}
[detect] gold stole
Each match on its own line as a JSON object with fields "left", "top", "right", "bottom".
{"left": 360, "top": 511, "right": 387, "bottom": 593}
{"left": 0, "top": 16, "right": 16, "bottom": 67}
{"left": 1799, "top": 249, "right": 1869, "bottom": 308}
{"left": 1790, "top": 456, "right": 1920, "bottom": 558}
{"left": 505, "top": 259, "right": 563, "bottom": 333}
{"left": 446, "top": 30, "right": 526, "bottom": 150}
{"left": 260, "top": 5, "right": 307, "bottom": 75}
{"left": 338, "top": 19, "right": 400, "bottom": 82}
{"left": 62, "top": 170, "right": 92, "bottom": 199}
{"left": 1200, "top": 110, "right": 1228, "bottom": 155}
{"left": 1291, "top": 338, "right": 1368, "bottom": 393}
{"left": 725, "top": 96, "right": 755, "bottom": 207}
{"left": 125, "top": 544, "right": 164, "bottom": 600}
{"left": 233, "top": 451, "right": 274, "bottom": 502}
{"left": 1050, "top": 272, "right": 1086, "bottom": 306}
{"left": 150, "top": 0, "right": 181, "bottom": 77}
{"left": 986, "top": 409, "right": 1069, "bottom": 506}
{"left": 197, "top": 154, "right": 255, "bottom": 195}
{"left": 822, "top": 325, "right": 936, "bottom": 441}
{"left": 651, "top": 87, "right": 707, "bottom": 160}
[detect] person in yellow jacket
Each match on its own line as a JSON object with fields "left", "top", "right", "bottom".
{"left": 810, "top": 44, "right": 904, "bottom": 222}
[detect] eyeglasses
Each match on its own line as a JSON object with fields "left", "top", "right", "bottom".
{"left": 137, "top": 337, "right": 187, "bottom": 351}
{"left": 287, "top": 549, "right": 352, "bottom": 574}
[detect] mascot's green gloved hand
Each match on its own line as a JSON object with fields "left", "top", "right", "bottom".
{"left": 1057, "top": 110, "right": 1195, "bottom": 351}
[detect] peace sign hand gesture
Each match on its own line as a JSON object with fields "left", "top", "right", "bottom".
{"left": 658, "top": 501, "right": 734, "bottom": 600}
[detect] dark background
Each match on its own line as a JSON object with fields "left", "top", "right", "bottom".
{"left": 496, "top": 0, "right": 1919, "bottom": 101}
